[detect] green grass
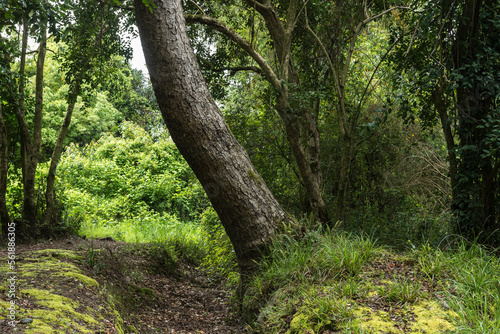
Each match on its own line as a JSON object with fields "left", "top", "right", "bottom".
{"left": 380, "top": 276, "right": 423, "bottom": 304}
{"left": 244, "top": 227, "right": 383, "bottom": 332}
{"left": 79, "top": 212, "right": 207, "bottom": 265}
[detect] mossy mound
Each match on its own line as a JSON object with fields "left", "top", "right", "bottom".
{"left": 352, "top": 300, "right": 456, "bottom": 333}
{"left": 274, "top": 285, "right": 456, "bottom": 333}
{"left": 0, "top": 249, "right": 123, "bottom": 333}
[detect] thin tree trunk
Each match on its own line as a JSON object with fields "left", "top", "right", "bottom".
{"left": 15, "top": 17, "right": 29, "bottom": 185}
{"left": 0, "top": 103, "right": 10, "bottom": 235}
{"left": 432, "top": 87, "right": 457, "bottom": 200}
{"left": 134, "top": 0, "right": 293, "bottom": 279}
{"left": 335, "top": 135, "right": 353, "bottom": 222}
{"left": 42, "top": 85, "right": 80, "bottom": 229}
{"left": 279, "top": 103, "right": 328, "bottom": 222}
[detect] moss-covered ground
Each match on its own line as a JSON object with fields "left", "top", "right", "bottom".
{"left": 0, "top": 245, "right": 124, "bottom": 333}
{"left": 243, "top": 228, "right": 499, "bottom": 333}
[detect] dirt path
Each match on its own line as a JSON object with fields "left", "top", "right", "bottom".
{"left": 1, "top": 237, "right": 244, "bottom": 333}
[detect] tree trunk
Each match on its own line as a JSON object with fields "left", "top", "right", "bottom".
{"left": 42, "top": 86, "right": 80, "bottom": 230}
{"left": 19, "top": 27, "right": 46, "bottom": 236}
{"left": 0, "top": 103, "right": 10, "bottom": 236}
{"left": 432, "top": 86, "right": 457, "bottom": 201}
{"left": 335, "top": 134, "right": 353, "bottom": 223}
{"left": 278, "top": 102, "right": 329, "bottom": 222}
{"left": 257, "top": 0, "right": 329, "bottom": 223}
{"left": 134, "top": 0, "right": 293, "bottom": 278}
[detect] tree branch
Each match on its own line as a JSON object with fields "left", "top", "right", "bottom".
{"left": 187, "top": 0, "right": 206, "bottom": 15}
{"left": 211, "top": 66, "right": 263, "bottom": 76}
{"left": 184, "top": 14, "right": 282, "bottom": 91}
{"left": 242, "top": 0, "right": 271, "bottom": 12}
{"left": 362, "top": 6, "right": 411, "bottom": 25}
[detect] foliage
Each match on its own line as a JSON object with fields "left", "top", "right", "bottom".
{"left": 57, "top": 122, "right": 208, "bottom": 226}
{"left": 39, "top": 48, "right": 123, "bottom": 155}
{"left": 223, "top": 73, "right": 301, "bottom": 213}
{"left": 98, "top": 56, "right": 163, "bottom": 138}
{"left": 242, "top": 223, "right": 381, "bottom": 325}
{"left": 5, "top": 163, "right": 47, "bottom": 219}
{"left": 50, "top": 122, "right": 211, "bottom": 262}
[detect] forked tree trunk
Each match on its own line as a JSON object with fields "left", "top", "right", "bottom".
{"left": 134, "top": 0, "right": 293, "bottom": 278}
{"left": 22, "top": 33, "right": 45, "bottom": 232}
{"left": 14, "top": 21, "right": 47, "bottom": 237}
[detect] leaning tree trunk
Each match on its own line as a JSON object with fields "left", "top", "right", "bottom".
{"left": 134, "top": 0, "right": 293, "bottom": 278}
{"left": 0, "top": 103, "right": 10, "bottom": 235}
{"left": 42, "top": 85, "right": 80, "bottom": 229}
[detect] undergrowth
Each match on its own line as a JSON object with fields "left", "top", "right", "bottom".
{"left": 242, "top": 223, "right": 500, "bottom": 333}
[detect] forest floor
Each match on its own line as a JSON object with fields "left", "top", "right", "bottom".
{"left": 1, "top": 234, "right": 464, "bottom": 333}
{"left": 0, "top": 236, "right": 245, "bottom": 333}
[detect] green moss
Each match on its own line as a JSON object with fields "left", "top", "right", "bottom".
{"left": 24, "top": 318, "right": 59, "bottom": 334}
{"left": 0, "top": 249, "right": 123, "bottom": 333}
{"left": 53, "top": 271, "right": 99, "bottom": 288}
{"left": 350, "top": 300, "right": 457, "bottom": 333}
{"left": 113, "top": 310, "right": 125, "bottom": 334}
{"left": 288, "top": 313, "right": 315, "bottom": 333}
{"left": 0, "top": 299, "right": 12, "bottom": 320}
{"left": 408, "top": 301, "right": 456, "bottom": 333}
{"left": 21, "top": 288, "right": 96, "bottom": 333}
{"left": 21, "top": 259, "right": 81, "bottom": 275}
{"left": 28, "top": 249, "right": 83, "bottom": 260}
{"left": 23, "top": 289, "right": 97, "bottom": 323}
{"left": 352, "top": 306, "right": 395, "bottom": 333}
{"left": 247, "top": 169, "right": 262, "bottom": 188}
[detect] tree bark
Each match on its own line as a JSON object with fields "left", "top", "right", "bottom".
{"left": 134, "top": 0, "right": 293, "bottom": 278}
{"left": 250, "top": 0, "right": 328, "bottom": 223}
{"left": 277, "top": 101, "right": 329, "bottom": 222}
{"left": 14, "top": 19, "right": 46, "bottom": 236}
{"left": 0, "top": 103, "right": 10, "bottom": 236}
